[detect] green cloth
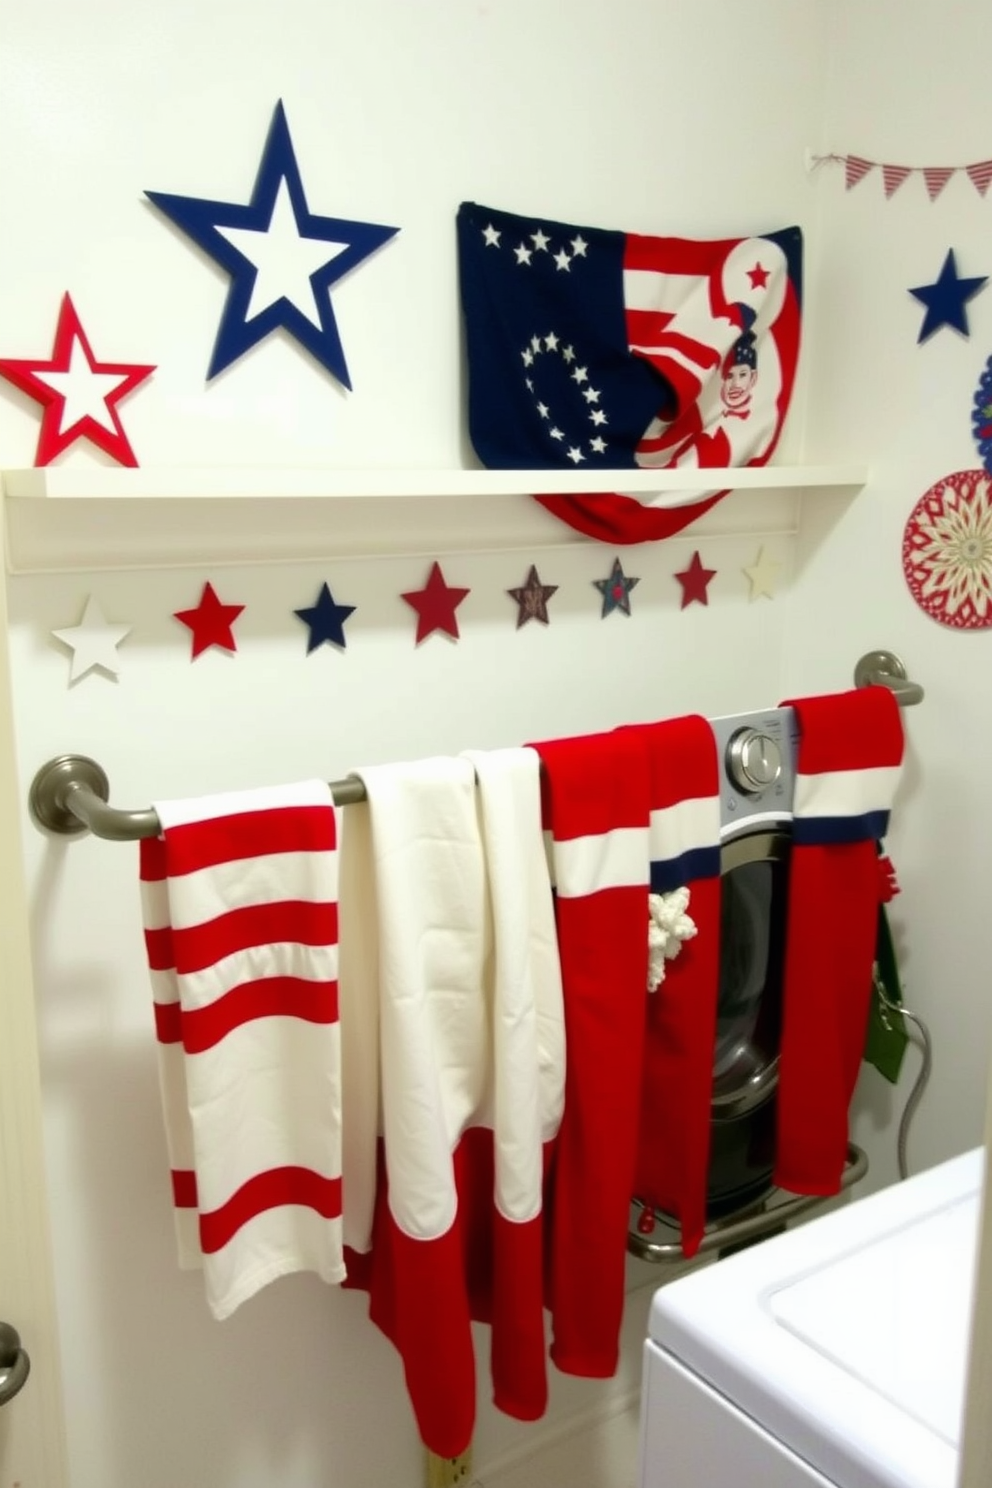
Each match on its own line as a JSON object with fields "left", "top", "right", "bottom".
{"left": 863, "top": 902, "right": 909, "bottom": 1084}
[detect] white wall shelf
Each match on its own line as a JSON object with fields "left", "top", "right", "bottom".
{"left": 1, "top": 463, "right": 866, "bottom": 501}
{"left": 0, "top": 464, "right": 867, "bottom": 573}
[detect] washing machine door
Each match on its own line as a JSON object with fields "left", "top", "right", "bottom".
{"left": 706, "top": 827, "right": 791, "bottom": 1218}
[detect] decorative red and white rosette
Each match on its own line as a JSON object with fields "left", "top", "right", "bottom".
{"left": 902, "top": 469, "right": 992, "bottom": 629}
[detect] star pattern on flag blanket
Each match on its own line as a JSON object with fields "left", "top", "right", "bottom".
{"left": 145, "top": 100, "right": 399, "bottom": 385}
{"left": 401, "top": 561, "right": 471, "bottom": 643}
{"left": 0, "top": 293, "right": 155, "bottom": 466}
{"left": 174, "top": 582, "right": 246, "bottom": 659}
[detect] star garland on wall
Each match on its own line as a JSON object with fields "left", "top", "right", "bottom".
{"left": 45, "top": 547, "right": 786, "bottom": 680}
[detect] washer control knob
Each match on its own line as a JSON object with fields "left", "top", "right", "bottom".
{"left": 726, "top": 728, "right": 782, "bottom": 795}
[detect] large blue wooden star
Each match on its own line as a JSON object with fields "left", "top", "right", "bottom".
{"left": 909, "top": 249, "right": 988, "bottom": 343}
{"left": 145, "top": 101, "right": 399, "bottom": 385}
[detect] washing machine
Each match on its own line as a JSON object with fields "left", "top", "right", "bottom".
{"left": 638, "top": 1147, "right": 983, "bottom": 1488}
{"left": 632, "top": 707, "right": 803, "bottom": 1246}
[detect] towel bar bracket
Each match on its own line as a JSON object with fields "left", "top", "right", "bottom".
{"left": 854, "top": 649, "right": 924, "bottom": 706}
{"left": 29, "top": 754, "right": 110, "bottom": 837}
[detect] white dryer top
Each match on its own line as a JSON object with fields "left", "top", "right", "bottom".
{"left": 648, "top": 1148, "right": 984, "bottom": 1488}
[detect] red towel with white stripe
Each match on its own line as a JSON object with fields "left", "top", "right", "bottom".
{"left": 626, "top": 716, "right": 722, "bottom": 1258}
{"left": 138, "top": 780, "right": 344, "bottom": 1320}
{"left": 774, "top": 688, "right": 905, "bottom": 1196}
{"left": 530, "top": 730, "right": 651, "bottom": 1379}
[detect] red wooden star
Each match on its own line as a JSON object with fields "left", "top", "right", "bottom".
{"left": 401, "top": 561, "right": 470, "bottom": 643}
{"left": 0, "top": 293, "right": 155, "bottom": 466}
{"left": 674, "top": 551, "right": 717, "bottom": 609}
{"left": 174, "top": 582, "right": 245, "bottom": 659}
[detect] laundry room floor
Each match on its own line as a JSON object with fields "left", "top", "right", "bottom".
{"left": 473, "top": 1394, "right": 641, "bottom": 1488}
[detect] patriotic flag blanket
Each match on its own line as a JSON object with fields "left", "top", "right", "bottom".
{"left": 457, "top": 201, "right": 803, "bottom": 545}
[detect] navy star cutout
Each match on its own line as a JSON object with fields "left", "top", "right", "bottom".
{"left": 909, "top": 249, "right": 988, "bottom": 344}
{"left": 145, "top": 100, "right": 399, "bottom": 385}
{"left": 594, "top": 557, "right": 639, "bottom": 617}
{"left": 294, "top": 582, "right": 356, "bottom": 653}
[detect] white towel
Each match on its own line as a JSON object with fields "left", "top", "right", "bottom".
{"left": 341, "top": 750, "right": 565, "bottom": 1454}
{"left": 462, "top": 747, "right": 564, "bottom": 1222}
{"left": 138, "top": 779, "right": 344, "bottom": 1320}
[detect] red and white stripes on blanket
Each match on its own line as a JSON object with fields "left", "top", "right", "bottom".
{"left": 774, "top": 688, "right": 905, "bottom": 1196}
{"left": 138, "top": 780, "right": 344, "bottom": 1320}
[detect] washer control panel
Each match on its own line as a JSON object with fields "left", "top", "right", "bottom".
{"left": 709, "top": 708, "right": 797, "bottom": 834}
{"left": 726, "top": 727, "right": 782, "bottom": 795}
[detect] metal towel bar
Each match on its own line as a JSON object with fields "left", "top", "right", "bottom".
{"left": 627, "top": 1142, "right": 869, "bottom": 1262}
{"left": 28, "top": 649, "right": 923, "bottom": 842}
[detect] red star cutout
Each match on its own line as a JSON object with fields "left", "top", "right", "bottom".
{"left": 401, "top": 561, "right": 470, "bottom": 643}
{"left": 174, "top": 582, "right": 245, "bottom": 659}
{"left": 0, "top": 293, "right": 155, "bottom": 466}
{"left": 747, "top": 261, "right": 770, "bottom": 290}
{"left": 674, "top": 551, "right": 717, "bottom": 609}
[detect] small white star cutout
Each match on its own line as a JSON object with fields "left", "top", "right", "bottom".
{"left": 515, "top": 243, "right": 533, "bottom": 265}
{"left": 52, "top": 595, "right": 132, "bottom": 683}
{"left": 483, "top": 223, "right": 501, "bottom": 247}
{"left": 743, "top": 547, "right": 783, "bottom": 601}
{"left": 554, "top": 249, "right": 571, "bottom": 272}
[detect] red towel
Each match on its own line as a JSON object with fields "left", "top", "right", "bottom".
{"left": 530, "top": 730, "right": 651, "bottom": 1378}
{"left": 627, "top": 716, "right": 722, "bottom": 1258}
{"left": 774, "top": 688, "right": 905, "bottom": 1195}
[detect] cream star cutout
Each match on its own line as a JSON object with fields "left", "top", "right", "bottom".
{"left": 743, "top": 547, "right": 783, "bottom": 601}
{"left": 52, "top": 595, "right": 132, "bottom": 682}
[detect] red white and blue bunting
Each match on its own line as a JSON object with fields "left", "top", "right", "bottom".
{"left": 810, "top": 152, "right": 992, "bottom": 200}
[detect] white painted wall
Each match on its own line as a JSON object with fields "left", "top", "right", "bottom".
{"left": 792, "top": 0, "right": 992, "bottom": 1193}
{"left": 7, "top": 1, "right": 988, "bottom": 1486}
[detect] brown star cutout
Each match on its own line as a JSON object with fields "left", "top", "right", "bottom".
{"left": 507, "top": 565, "right": 558, "bottom": 628}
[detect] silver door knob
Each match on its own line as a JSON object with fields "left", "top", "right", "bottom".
{"left": 0, "top": 1321, "right": 30, "bottom": 1406}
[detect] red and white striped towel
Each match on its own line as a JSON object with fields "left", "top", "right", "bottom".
{"left": 138, "top": 780, "right": 344, "bottom": 1320}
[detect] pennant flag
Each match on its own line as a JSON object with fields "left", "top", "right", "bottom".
{"left": 967, "top": 160, "right": 992, "bottom": 198}
{"left": 923, "top": 167, "right": 954, "bottom": 201}
{"left": 882, "top": 164, "right": 913, "bottom": 199}
{"left": 845, "top": 156, "right": 874, "bottom": 190}
{"left": 457, "top": 202, "right": 802, "bottom": 545}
